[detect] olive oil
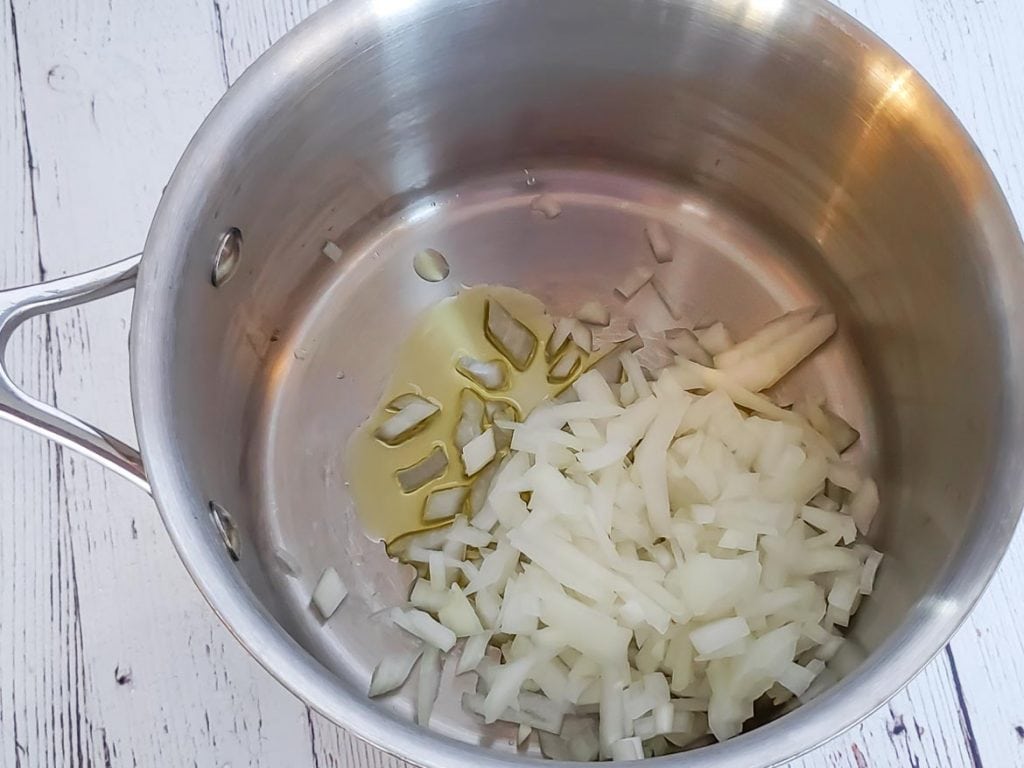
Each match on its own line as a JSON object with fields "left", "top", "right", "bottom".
{"left": 346, "top": 286, "right": 579, "bottom": 547}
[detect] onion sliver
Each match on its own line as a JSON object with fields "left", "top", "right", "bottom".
{"left": 375, "top": 398, "right": 440, "bottom": 445}
{"left": 397, "top": 446, "right": 449, "bottom": 493}
{"left": 368, "top": 648, "right": 423, "bottom": 697}
{"left": 311, "top": 567, "right": 348, "bottom": 619}
{"left": 486, "top": 299, "right": 538, "bottom": 371}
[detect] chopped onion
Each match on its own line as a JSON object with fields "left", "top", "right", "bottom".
{"left": 372, "top": 303, "right": 882, "bottom": 756}
{"left": 462, "top": 429, "right": 497, "bottom": 476}
{"left": 386, "top": 392, "right": 428, "bottom": 412}
{"left": 576, "top": 301, "right": 611, "bottom": 326}
{"left": 616, "top": 266, "right": 654, "bottom": 299}
{"left": 571, "top": 321, "right": 594, "bottom": 352}
{"left": 457, "top": 356, "right": 509, "bottom": 390}
{"left": 645, "top": 222, "right": 673, "bottom": 263}
{"left": 391, "top": 607, "right": 457, "bottom": 652}
{"left": 396, "top": 446, "right": 449, "bottom": 493}
{"left": 486, "top": 300, "right": 538, "bottom": 371}
{"left": 611, "top": 737, "right": 644, "bottom": 761}
{"left": 718, "top": 313, "right": 837, "bottom": 392}
{"left": 417, "top": 646, "right": 443, "bottom": 725}
{"left": 321, "top": 239, "right": 343, "bottom": 262}
{"left": 694, "top": 322, "right": 733, "bottom": 356}
{"left": 547, "top": 317, "right": 576, "bottom": 360}
{"left": 859, "top": 549, "right": 884, "bottom": 595}
{"left": 368, "top": 648, "right": 423, "bottom": 696}
{"left": 665, "top": 328, "right": 713, "bottom": 367}
{"left": 455, "top": 390, "right": 485, "bottom": 449}
{"left": 549, "top": 345, "right": 584, "bottom": 383}
{"left": 439, "top": 584, "right": 485, "bottom": 636}
{"left": 311, "top": 567, "right": 348, "bottom": 619}
{"left": 375, "top": 398, "right": 440, "bottom": 445}
{"left": 714, "top": 308, "right": 818, "bottom": 370}
{"left": 424, "top": 486, "right": 469, "bottom": 522}
{"left": 457, "top": 632, "right": 494, "bottom": 675}
{"left": 848, "top": 478, "right": 879, "bottom": 535}
{"left": 272, "top": 546, "right": 301, "bottom": 577}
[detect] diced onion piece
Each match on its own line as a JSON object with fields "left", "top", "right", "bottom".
{"left": 689, "top": 617, "right": 750, "bottom": 656}
{"left": 665, "top": 328, "right": 713, "bottom": 367}
{"left": 518, "top": 723, "right": 533, "bottom": 745}
{"left": 547, "top": 317, "right": 575, "bottom": 360}
{"left": 570, "top": 321, "right": 594, "bottom": 352}
{"left": 549, "top": 345, "right": 584, "bottom": 383}
{"left": 396, "top": 446, "right": 449, "bottom": 493}
{"left": 375, "top": 398, "right": 440, "bottom": 445}
{"left": 576, "top": 301, "right": 611, "bottom": 326}
{"left": 385, "top": 393, "right": 427, "bottom": 412}
{"left": 859, "top": 549, "right": 884, "bottom": 595}
{"left": 616, "top": 266, "right": 654, "bottom": 299}
{"left": 620, "top": 351, "right": 652, "bottom": 399}
{"left": 486, "top": 300, "right": 538, "bottom": 371}
{"left": 391, "top": 607, "right": 457, "bottom": 652}
{"left": 800, "top": 505, "right": 857, "bottom": 545}
{"left": 321, "top": 240, "right": 343, "bottom": 262}
{"left": 455, "top": 390, "right": 485, "bottom": 450}
{"left": 423, "top": 486, "right": 469, "bottom": 522}
{"left": 714, "top": 308, "right": 818, "bottom": 369}
{"left": 575, "top": 369, "right": 620, "bottom": 406}
{"left": 718, "top": 313, "right": 837, "bottom": 392}
{"left": 273, "top": 546, "right": 301, "bottom": 577}
{"left": 694, "top": 322, "right": 733, "bottom": 356}
{"left": 410, "top": 579, "right": 449, "bottom": 612}
{"left": 462, "top": 429, "right": 497, "bottom": 476}
{"left": 439, "top": 584, "right": 485, "bottom": 636}
{"left": 311, "top": 567, "right": 348, "bottom": 619}
{"left": 848, "top": 477, "right": 879, "bottom": 535}
{"left": 828, "top": 574, "right": 859, "bottom": 613}
{"left": 368, "top": 648, "right": 423, "bottom": 696}
{"left": 611, "top": 736, "right": 644, "bottom": 761}
{"left": 645, "top": 221, "right": 673, "bottom": 263}
{"left": 457, "top": 631, "right": 494, "bottom": 675}
{"left": 417, "top": 646, "right": 443, "bottom": 725}
{"left": 777, "top": 660, "right": 819, "bottom": 697}
{"left": 457, "top": 356, "right": 509, "bottom": 390}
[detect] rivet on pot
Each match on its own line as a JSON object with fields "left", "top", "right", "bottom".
{"left": 209, "top": 501, "right": 240, "bottom": 561}
{"left": 211, "top": 227, "right": 242, "bottom": 287}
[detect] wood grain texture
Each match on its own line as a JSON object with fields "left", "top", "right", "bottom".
{"left": 0, "top": 1, "right": 1021, "bottom": 767}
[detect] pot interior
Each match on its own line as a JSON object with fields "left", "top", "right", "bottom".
{"left": 138, "top": 0, "right": 1024, "bottom": 762}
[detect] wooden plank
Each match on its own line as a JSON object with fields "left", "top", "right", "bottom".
{"left": 1, "top": 0, "right": 313, "bottom": 765}
{"left": 0, "top": 2, "right": 64, "bottom": 766}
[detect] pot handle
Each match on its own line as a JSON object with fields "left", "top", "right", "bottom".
{"left": 0, "top": 255, "right": 149, "bottom": 493}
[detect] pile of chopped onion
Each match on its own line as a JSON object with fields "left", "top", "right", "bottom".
{"left": 368, "top": 307, "right": 882, "bottom": 760}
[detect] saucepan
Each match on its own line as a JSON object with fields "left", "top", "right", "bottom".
{"left": 2, "top": 0, "right": 1022, "bottom": 765}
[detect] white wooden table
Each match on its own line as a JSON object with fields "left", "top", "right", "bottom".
{"left": 1, "top": 1, "right": 1022, "bottom": 766}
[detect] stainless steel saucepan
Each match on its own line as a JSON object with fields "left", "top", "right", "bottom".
{"left": 2, "top": 0, "right": 1022, "bottom": 765}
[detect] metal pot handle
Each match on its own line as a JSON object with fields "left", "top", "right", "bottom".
{"left": 0, "top": 254, "right": 149, "bottom": 493}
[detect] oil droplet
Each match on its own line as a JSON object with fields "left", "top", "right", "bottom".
{"left": 413, "top": 248, "right": 450, "bottom": 282}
